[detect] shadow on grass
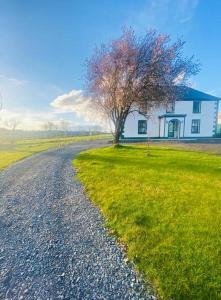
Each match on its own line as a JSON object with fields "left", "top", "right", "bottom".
{"left": 116, "top": 144, "right": 207, "bottom": 155}
{"left": 79, "top": 148, "right": 221, "bottom": 176}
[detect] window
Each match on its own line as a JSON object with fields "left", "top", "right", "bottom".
{"left": 191, "top": 119, "right": 200, "bottom": 133}
{"left": 193, "top": 101, "right": 201, "bottom": 113}
{"left": 138, "top": 120, "right": 147, "bottom": 134}
{"left": 166, "top": 101, "right": 175, "bottom": 113}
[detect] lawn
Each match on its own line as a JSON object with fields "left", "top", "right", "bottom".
{"left": 0, "top": 134, "right": 109, "bottom": 170}
{"left": 74, "top": 144, "right": 221, "bottom": 300}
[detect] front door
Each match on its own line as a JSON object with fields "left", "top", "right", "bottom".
{"left": 168, "top": 120, "right": 180, "bottom": 138}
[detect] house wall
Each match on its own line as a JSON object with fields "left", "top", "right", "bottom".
{"left": 177, "top": 101, "right": 216, "bottom": 137}
{"left": 159, "top": 117, "right": 164, "bottom": 137}
{"left": 123, "top": 109, "right": 162, "bottom": 138}
{"left": 122, "top": 100, "right": 218, "bottom": 139}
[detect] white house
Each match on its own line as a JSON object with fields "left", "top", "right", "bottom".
{"left": 121, "top": 87, "right": 220, "bottom": 140}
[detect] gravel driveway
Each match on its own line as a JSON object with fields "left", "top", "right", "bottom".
{"left": 0, "top": 140, "right": 153, "bottom": 300}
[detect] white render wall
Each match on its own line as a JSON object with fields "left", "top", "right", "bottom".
{"left": 181, "top": 101, "right": 217, "bottom": 137}
{"left": 123, "top": 100, "right": 218, "bottom": 138}
{"left": 123, "top": 110, "right": 160, "bottom": 138}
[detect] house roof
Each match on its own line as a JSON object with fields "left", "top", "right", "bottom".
{"left": 177, "top": 86, "right": 220, "bottom": 101}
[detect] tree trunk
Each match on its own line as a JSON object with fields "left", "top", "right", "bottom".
{"left": 113, "top": 129, "right": 121, "bottom": 146}
{"left": 113, "top": 116, "right": 127, "bottom": 146}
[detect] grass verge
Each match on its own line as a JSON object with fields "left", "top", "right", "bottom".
{"left": 74, "top": 144, "right": 221, "bottom": 300}
{"left": 0, "top": 134, "right": 110, "bottom": 169}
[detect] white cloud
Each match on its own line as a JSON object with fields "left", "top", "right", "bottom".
{"left": 0, "top": 106, "right": 105, "bottom": 131}
{"left": 0, "top": 74, "right": 29, "bottom": 86}
{"left": 173, "top": 71, "right": 186, "bottom": 84}
{"left": 0, "top": 77, "right": 108, "bottom": 131}
{"left": 129, "top": 0, "right": 199, "bottom": 31}
{"left": 178, "top": 0, "right": 199, "bottom": 24}
{"left": 0, "top": 108, "right": 88, "bottom": 131}
{"left": 51, "top": 90, "right": 88, "bottom": 112}
{"left": 0, "top": 109, "right": 58, "bottom": 131}
{"left": 51, "top": 89, "right": 108, "bottom": 129}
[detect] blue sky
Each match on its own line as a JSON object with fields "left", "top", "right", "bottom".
{"left": 0, "top": 0, "right": 220, "bottom": 130}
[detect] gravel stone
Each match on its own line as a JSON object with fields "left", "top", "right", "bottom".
{"left": 0, "top": 140, "right": 155, "bottom": 300}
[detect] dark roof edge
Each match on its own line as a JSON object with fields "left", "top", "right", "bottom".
{"left": 159, "top": 114, "right": 187, "bottom": 118}
{"left": 177, "top": 86, "right": 221, "bottom": 101}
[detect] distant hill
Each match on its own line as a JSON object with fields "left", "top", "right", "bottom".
{"left": 0, "top": 128, "right": 108, "bottom": 140}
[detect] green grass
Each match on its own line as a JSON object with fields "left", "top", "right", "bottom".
{"left": 74, "top": 145, "right": 221, "bottom": 300}
{"left": 0, "top": 134, "right": 110, "bottom": 169}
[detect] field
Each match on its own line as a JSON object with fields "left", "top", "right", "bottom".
{"left": 74, "top": 144, "right": 221, "bottom": 300}
{"left": 0, "top": 134, "right": 109, "bottom": 169}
